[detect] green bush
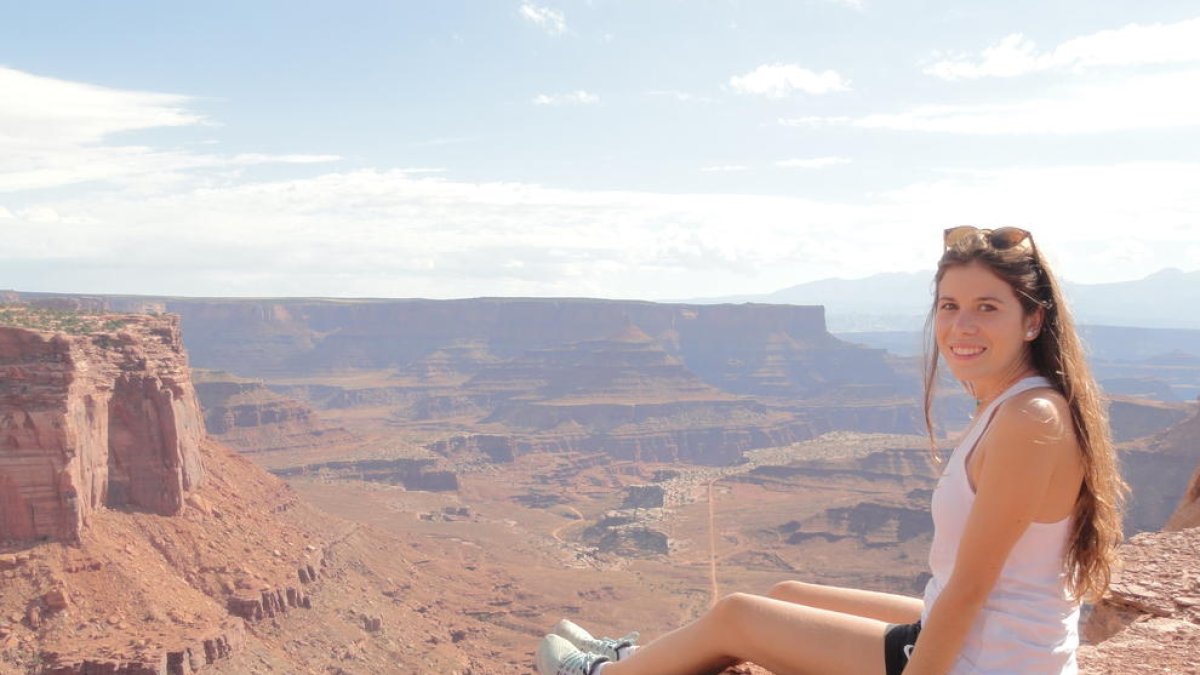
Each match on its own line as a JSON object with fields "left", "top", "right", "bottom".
{"left": 0, "top": 305, "right": 136, "bottom": 335}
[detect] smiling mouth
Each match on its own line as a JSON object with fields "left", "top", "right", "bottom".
{"left": 950, "top": 346, "right": 986, "bottom": 357}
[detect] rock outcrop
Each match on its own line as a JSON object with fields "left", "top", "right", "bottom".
{"left": 1, "top": 310, "right": 205, "bottom": 542}
{"left": 780, "top": 501, "right": 932, "bottom": 548}
{"left": 195, "top": 377, "right": 316, "bottom": 436}
{"left": 226, "top": 583, "right": 313, "bottom": 621}
{"left": 1078, "top": 527, "right": 1200, "bottom": 674}
{"left": 621, "top": 485, "right": 667, "bottom": 510}
{"left": 0, "top": 435, "right": 336, "bottom": 674}
{"left": 1078, "top": 412, "right": 1200, "bottom": 673}
{"left": 583, "top": 510, "right": 670, "bottom": 557}
{"left": 192, "top": 371, "right": 354, "bottom": 456}
{"left": 42, "top": 619, "right": 244, "bottom": 675}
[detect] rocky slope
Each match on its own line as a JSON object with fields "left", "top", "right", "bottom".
{"left": 1, "top": 433, "right": 529, "bottom": 674}
{"left": 1078, "top": 527, "right": 1200, "bottom": 674}
{"left": 0, "top": 309, "right": 528, "bottom": 674}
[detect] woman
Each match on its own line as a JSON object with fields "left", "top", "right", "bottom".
{"left": 536, "top": 227, "right": 1127, "bottom": 675}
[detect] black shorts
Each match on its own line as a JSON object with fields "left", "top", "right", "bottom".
{"left": 883, "top": 621, "right": 921, "bottom": 675}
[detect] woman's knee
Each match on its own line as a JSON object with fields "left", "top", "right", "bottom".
{"left": 712, "top": 592, "right": 760, "bottom": 628}
{"left": 767, "top": 580, "right": 813, "bottom": 601}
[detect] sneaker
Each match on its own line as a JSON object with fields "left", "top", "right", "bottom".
{"left": 537, "top": 633, "right": 610, "bottom": 675}
{"left": 553, "top": 618, "right": 639, "bottom": 662}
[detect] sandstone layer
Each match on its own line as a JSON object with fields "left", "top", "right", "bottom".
{"left": 1, "top": 310, "right": 205, "bottom": 542}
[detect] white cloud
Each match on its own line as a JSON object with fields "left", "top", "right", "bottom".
{"left": 1186, "top": 246, "right": 1200, "bottom": 267}
{"left": 775, "top": 157, "right": 852, "bottom": 169}
{"left": 230, "top": 153, "right": 342, "bottom": 165}
{"left": 926, "top": 17, "right": 1200, "bottom": 80}
{"left": 409, "top": 137, "right": 475, "bottom": 148}
{"left": 3, "top": 68, "right": 1197, "bottom": 299}
{"left": 6, "top": 160, "right": 1200, "bottom": 297}
{"left": 1092, "top": 239, "right": 1155, "bottom": 271}
{"left": 0, "top": 66, "right": 203, "bottom": 146}
{"left": 647, "top": 89, "right": 715, "bottom": 104}
{"left": 532, "top": 90, "right": 600, "bottom": 106}
{"left": 730, "top": 63, "right": 850, "bottom": 98}
{"left": 781, "top": 68, "right": 1200, "bottom": 134}
{"left": 827, "top": 0, "right": 865, "bottom": 10}
{"left": 0, "top": 67, "right": 343, "bottom": 193}
{"left": 862, "top": 168, "right": 1200, "bottom": 285}
{"left": 700, "top": 164, "right": 749, "bottom": 172}
{"left": 2, "top": 168, "right": 868, "bottom": 297}
{"left": 19, "top": 206, "right": 62, "bottom": 224}
{"left": 519, "top": 3, "right": 567, "bottom": 36}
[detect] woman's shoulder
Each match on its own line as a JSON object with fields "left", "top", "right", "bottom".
{"left": 990, "top": 385, "right": 1077, "bottom": 450}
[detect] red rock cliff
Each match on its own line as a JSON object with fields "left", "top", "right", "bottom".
{"left": 0, "top": 312, "right": 205, "bottom": 542}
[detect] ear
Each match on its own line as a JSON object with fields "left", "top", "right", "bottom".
{"left": 1025, "top": 307, "right": 1045, "bottom": 340}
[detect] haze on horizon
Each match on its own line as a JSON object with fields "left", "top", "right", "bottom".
{"left": 2, "top": 1, "right": 1199, "bottom": 301}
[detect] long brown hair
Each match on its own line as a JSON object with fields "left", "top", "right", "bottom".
{"left": 921, "top": 228, "right": 1128, "bottom": 603}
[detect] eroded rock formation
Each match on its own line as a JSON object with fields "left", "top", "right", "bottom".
{"left": 192, "top": 371, "right": 354, "bottom": 456}
{"left": 42, "top": 619, "right": 244, "bottom": 675}
{"left": 1, "top": 312, "right": 204, "bottom": 542}
{"left": 1078, "top": 527, "right": 1200, "bottom": 674}
{"left": 195, "top": 378, "right": 316, "bottom": 436}
{"left": 583, "top": 510, "right": 670, "bottom": 557}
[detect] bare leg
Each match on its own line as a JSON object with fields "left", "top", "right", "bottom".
{"left": 600, "top": 592, "right": 888, "bottom": 675}
{"left": 767, "top": 580, "right": 923, "bottom": 625}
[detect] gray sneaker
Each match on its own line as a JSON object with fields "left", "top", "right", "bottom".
{"left": 537, "top": 633, "right": 610, "bottom": 675}
{"left": 553, "top": 618, "right": 639, "bottom": 662}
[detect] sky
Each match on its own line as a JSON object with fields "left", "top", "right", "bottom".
{"left": 2, "top": 0, "right": 1199, "bottom": 300}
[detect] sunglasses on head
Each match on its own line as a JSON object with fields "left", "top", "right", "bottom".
{"left": 943, "top": 226, "right": 1033, "bottom": 251}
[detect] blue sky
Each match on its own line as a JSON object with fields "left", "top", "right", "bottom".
{"left": 2, "top": 1, "right": 1199, "bottom": 299}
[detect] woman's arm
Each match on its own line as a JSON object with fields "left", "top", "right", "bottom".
{"left": 904, "top": 393, "right": 1076, "bottom": 674}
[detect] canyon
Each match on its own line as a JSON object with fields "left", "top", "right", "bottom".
{"left": 2, "top": 295, "right": 1198, "bottom": 673}
{"left": 0, "top": 307, "right": 537, "bottom": 673}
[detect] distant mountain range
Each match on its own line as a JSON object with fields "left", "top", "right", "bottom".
{"left": 683, "top": 268, "right": 1200, "bottom": 332}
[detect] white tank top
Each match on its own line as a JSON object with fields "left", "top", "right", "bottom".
{"left": 921, "top": 375, "right": 1080, "bottom": 674}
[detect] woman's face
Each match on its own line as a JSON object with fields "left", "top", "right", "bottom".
{"left": 935, "top": 261, "right": 1039, "bottom": 387}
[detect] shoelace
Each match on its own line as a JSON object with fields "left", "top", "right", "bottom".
{"left": 558, "top": 651, "right": 603, "bottom": 675}
{"left": 585, "top": 632, "right": 638, "bottom": 658}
